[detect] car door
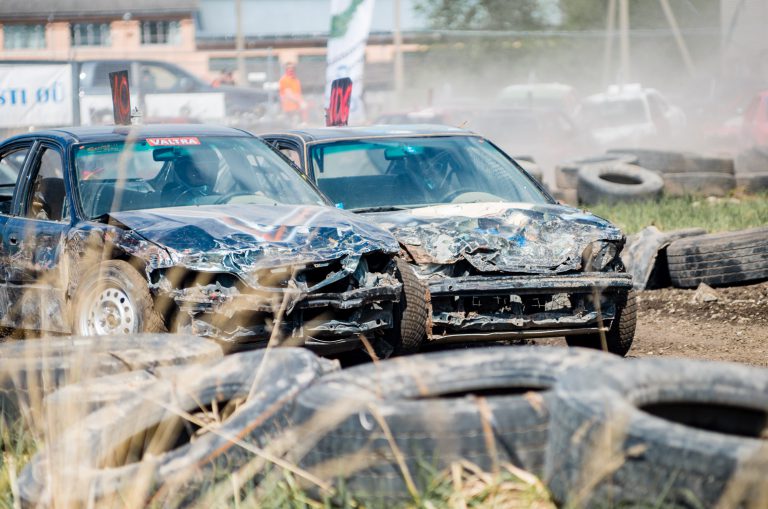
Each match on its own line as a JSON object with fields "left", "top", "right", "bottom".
{"left": 3, "top": 141, "right": 71, "bottom": 332}
{"left": 264, "top": 136, "right": 307, "bottom": 174}
{"left": 0, "top": 141, "right": 34, "bottom": 325}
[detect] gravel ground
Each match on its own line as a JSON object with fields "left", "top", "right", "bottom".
{"left": 529, "top": 281, "right": 768, "bottom": 366}
{"left": 628, "top": 281, "right": 768, "bottom": 366}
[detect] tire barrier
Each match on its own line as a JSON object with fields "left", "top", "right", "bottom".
{"left": 735, "top": 147, "right": 768, "bottom": 174}
{"left": 607, "top": 148, "right": 693, "bottom": 173}
{"left": 0, "top": 334, "right": 222, "bottom": 429}
{"left": 546, "top": 357, "right": 768, "bottom": 508}
{"left": 18, "top": 348, "right": 337, "bottom": 508}
{"left": 663, "top": 172, "right": 736, "bottom": 197}
{"left": 736, "top": 172, "right": 768, "bottom": 193}
{"left": 667, "top": 227, "right": 768, "bottom": 288}
{"left": 289, "top": 346, "right": 619, "bottom": 507}
{"left": 577, "top": 163, "right": 664, "bottom": 205}
{"left": 555, "top": 153, "right": 638, "bottom": 190}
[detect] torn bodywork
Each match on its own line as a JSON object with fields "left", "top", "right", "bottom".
{"left": 366, "top": 202, "right": 632, "bottom": 341}
{"left": 103, "top": 204, "right": 403, "bottom": 347}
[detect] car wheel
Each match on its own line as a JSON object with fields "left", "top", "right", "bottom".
{"left": 566, "top": 290, "right": 636, "bottom": 356}
{"left": 387, "top": 258, "right": 430, "bottom": 355}
{"left": 72, "top": 260, "right": 166, "bottom": 336}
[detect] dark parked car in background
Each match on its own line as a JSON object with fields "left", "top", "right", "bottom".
{"left": 263, "top": 125, "right": 636, "bottom": 355}
{"left": 0, "top": 124, "right": 426, "bottom": 356}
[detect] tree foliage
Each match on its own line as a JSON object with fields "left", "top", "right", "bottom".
{"left": 414, "top": 0, "right": 552, "bottom": 30}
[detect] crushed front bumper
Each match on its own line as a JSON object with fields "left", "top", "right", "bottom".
{"left": 426, "top": 272, "right": 633, "bottom": 342}
{"left": 173, "top": 281, "right": 402, "bottom": 351}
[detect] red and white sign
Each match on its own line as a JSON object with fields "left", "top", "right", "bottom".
{"left": 146, "top": 137, "right": 201, "bottom": 146}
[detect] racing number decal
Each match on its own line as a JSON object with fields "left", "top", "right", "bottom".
{"left": 327, "top": 78, "right": 352, "bottom": 127}
{"left": 109, "top": 70, "right": 131, "bottom": 125}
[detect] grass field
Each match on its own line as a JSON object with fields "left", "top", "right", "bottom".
{"left": 584, "top": 193, "right": 768, "bottom": 235}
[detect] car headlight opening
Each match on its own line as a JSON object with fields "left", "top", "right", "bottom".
{"left": 582, "top": 240, "right": 619, "bottom": 272}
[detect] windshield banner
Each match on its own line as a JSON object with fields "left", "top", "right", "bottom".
{"left": 326, "top": 0, "right": 374, "bottom": 124}
{"left": 0, "top": 64, "right": 74, "bottom": 128}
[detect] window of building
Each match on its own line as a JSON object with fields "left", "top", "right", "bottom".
{"left": 3, "top": 24, "right": 45, "bottom": 49}
{"left": 140, "top": 20, "right": 181, "bottom": 45}
{"left": 70, "top": 23, "right": 111, "bottom": 47}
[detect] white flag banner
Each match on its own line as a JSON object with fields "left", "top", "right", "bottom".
{"left": 326, "top": 0, "right": 375, "bottom": 124}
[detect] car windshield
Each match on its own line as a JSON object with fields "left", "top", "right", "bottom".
{"left": 578, "top": 98, "right": 648, "bottom": 128}
{"left": 74, "top": 136, "right": 326, "bottom": 218}
{"left": 307, "top": 136, "right": 549, "bottom": 211}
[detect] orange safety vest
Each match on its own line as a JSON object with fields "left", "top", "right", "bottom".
{"left": 279, "top": 74, "right": 303, "bottom": 112}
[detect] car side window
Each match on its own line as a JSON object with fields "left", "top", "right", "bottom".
{"left": 25, "top": 147, "right": 67, "bottom": 222}
{"left": 140, "top": 64, "right": 180, "bottom": 93}
{"left": 0, "top": 146, "right": 30, "bottom": 214}
{"left": 278, "top": 145, "right": 302, "bottom": 168}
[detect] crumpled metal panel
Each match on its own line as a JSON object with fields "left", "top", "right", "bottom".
{"left": 622, "top": 226, "right": 706, "bottom": 290}
{"left": 366, "top": 202, "right": 623, "bottom": 274}
{"left": 108, "top": 203, "right": 400, "bottom": 286}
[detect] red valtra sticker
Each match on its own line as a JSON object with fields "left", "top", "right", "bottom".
{"left": 146, "top": 137, "right": 201, "bottom": 146}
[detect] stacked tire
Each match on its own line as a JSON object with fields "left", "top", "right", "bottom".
{"left": 555, "top": 154, "right": 639, "bottom": 205}
{"left": 19, "top": 348, "right": 337, "bottom": 508}
{"left": 666, "top": 226, "right": 768, "bottom": 287}
{"left": 609, "top": 148, "right": 736, "bottom": 197}
{"left": 546, "top": 357, "right": 768, "bottom": 508}
{"left": 17, "top": 345, "right": 768, "bottom": 508}
{"left": 735, "top": 147, "right": 768, "bottom": 193}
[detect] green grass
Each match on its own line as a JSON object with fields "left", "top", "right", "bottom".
{"left": 584, "top": 193, "right": 768, "bottom": 235}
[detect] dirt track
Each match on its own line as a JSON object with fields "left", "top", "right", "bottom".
{"left": 533, "top": 281, "right": 768, "bottom": 366}
{"left": 629, "top": 281, "right": 768, "bottom": 366}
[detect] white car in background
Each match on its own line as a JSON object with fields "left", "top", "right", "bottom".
{"left": 576, "top": 84, "right": 686, "bottom": 148}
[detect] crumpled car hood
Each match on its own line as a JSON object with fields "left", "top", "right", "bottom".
{"left": 365, "top": 202, "right": 623, "bottom": 273}
{"left": 109, "top": 204, "right": 399, "bottom": 275}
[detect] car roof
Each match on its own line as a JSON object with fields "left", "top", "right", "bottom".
{"left": 263, "top": 124, "right": 475, "bottom": 143}
{"left": 3, "top": 124, "right": 250, "bottom": 145}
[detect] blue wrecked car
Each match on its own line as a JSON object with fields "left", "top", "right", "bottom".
{"left": 0, "top": 125, "right": 427, "bottom": 355}
{"left": 262, "top": 125, "right": 635, "bottom": 355}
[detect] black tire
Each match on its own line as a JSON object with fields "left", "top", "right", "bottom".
{"left": 735, "top": 147, "right": 768, "bottom": 174}
{"left": 545, "top": 357, "right": 768, "bottom": 508}
{"left": 608, "top": 148, "right": 693, "bottom": 173}
{"left": 687, "top": 155, "right": 734, "bottom": 174}
{"left": 577, "top": 163, "right": 664, "bottom": 205}
{"left": 72, "top": 260, "right": 166, "bottom": 336}
{"left": 0, "top": 334, "right": 222, "bottom": 430}
{"left": 19, "top": 348, "right": 336, "bottom": 508}
{"left": 290, "top": 346, "right": 620, "bottom": 506}
{"left": 565, "top": 290, "right": 636, "bottom": 356}
{"left": 736, "top": 172, "right": 768, "bottom": 193}
{"left": 388, "top": 258, "right": 429, "bottom": 355}
{"left": 667, "top": 227, "right": 768, "bottom": 288}
{"left": 663, "top": 172, "right": 736, "bottom": 197}
{"left": 556, "top": 154, "right": 638, "bottom": 190}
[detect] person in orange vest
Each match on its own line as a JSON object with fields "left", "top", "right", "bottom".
{"left": 279, "top": 62, "right": 308, "bottom": 125}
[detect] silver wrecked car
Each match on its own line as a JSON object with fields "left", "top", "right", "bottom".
{"left": 263, "top": 125, "right": 635, "bottom": 355}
